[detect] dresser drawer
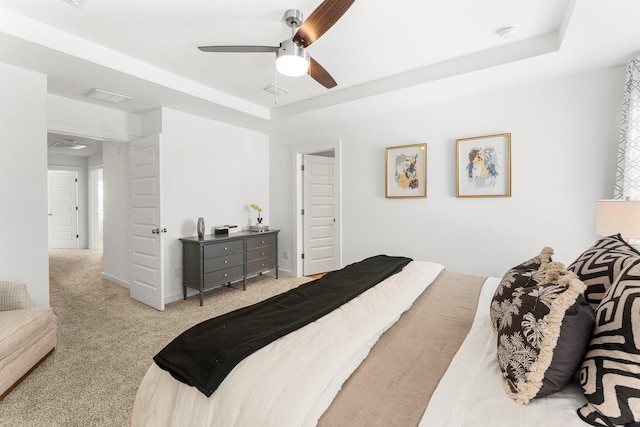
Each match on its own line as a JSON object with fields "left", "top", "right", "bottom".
{"left": 246, "top": 245, "right": 277, "bottom": 262}
{"left": 203, "top": 240, "right": 243, "bottom": 258}
{"left": 203, "top": 252, "right": 243, "bottom": 273}
{"left": 246, "top": 256, "right": 277, "bottom": 275}
{"left": 203, "top": 265, "right": 244, "bottom": 287}
{"left": 246, "top": 234, "right": 276, "bottom": 250}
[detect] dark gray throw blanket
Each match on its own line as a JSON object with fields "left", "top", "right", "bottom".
{"left": 153, "top": 254, "right": 412, "bottom": 397}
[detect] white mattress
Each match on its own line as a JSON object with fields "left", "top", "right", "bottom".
{"left": 419, "top": 277, "right": 588, "bottom": 426}
{"left": 131, "top": 261, "right": 445, "bottom": 427}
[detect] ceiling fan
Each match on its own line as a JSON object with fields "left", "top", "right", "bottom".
{"left": 198, "top": 0, "right": 355, "bottom": 89}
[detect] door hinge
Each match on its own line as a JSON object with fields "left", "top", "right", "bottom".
{"left": 75, "top": 178, "right": 78, "bottom": 183}
{"left": 301, "top": 253, "right": 305, "bottom": 259}
{"left": 76, "top": 234, "right": 79, "bottom": 239}
{"left": 301, "top": 164, "right": 305, "bottom": 171}
{"left": 301, "top": 208, "right": 305, "bottom": 215}
{"left": 75, "top": 206, "right": 78, "bottom": 211}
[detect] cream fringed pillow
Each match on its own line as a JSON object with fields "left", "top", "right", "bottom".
{"left": 491, "top": 249, "right": 595, "bottom": 404}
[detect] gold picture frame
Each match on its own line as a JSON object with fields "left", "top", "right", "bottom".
{"left": 385, "top": 143, "right": 427, "bottom": 198}
{"left": 456, "top": 133, "right": 511, "bottom": 198}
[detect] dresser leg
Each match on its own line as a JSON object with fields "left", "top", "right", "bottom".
{"left": 242, "top": 277, "right": 246, "bottom": 291}
{"left": 183, "top": 286, "right": 186, "bottom": 300}
{"left": 199, "top": 291, "right": 203, "bottom": 306}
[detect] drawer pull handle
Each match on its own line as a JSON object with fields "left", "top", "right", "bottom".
{"left": 261, "top": 240, "right": 265, "bottom": 244}
{"left": 224, "top": 247, "right": 228, "bottom": 251}
{"left": 224, "top": 273, "right": 228, "bottom": 277}
{"left": 261, "top": 263, "right": 265, "bottom": 267}
{"left": 224, "top": 260, "right": 228, "bottom": 264}
{"left": 261, "top": 251, "right": 265, "bottom": 255}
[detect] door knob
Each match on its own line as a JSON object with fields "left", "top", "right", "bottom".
{"left": 152, "top": 228, "right": 167, "bottom": 234}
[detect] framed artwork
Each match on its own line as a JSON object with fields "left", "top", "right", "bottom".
{"left": 456, "top": 133, "right": 511, "bottom": 198}
{"left": 385, "top": 143, "right": 427, "bottom": 198}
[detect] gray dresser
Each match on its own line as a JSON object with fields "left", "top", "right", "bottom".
{"left": 179, "top": 230, "right": 279, "bottom": 305}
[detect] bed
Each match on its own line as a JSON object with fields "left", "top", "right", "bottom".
{"left": 132, "top": 242, "right": 640, "bottom": 427}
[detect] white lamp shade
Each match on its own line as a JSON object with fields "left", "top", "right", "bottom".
{"left": 595, "top": 199, "right": 640, "bottom": 240}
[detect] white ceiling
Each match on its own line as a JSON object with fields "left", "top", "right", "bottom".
{"left": 1, "top": 0, "right": 640, "bottom": 136}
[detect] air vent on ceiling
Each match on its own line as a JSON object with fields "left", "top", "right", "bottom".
{"left": 86, "top": 88, "right": 131, "bottom": 104}
{"left": 50, "top": 139, "right": 88, "bottom": 150}
{"left": 64, "top": 0, "right": 86, "bottom": 7}
{"left": 262, "top": 84, "right": 288, "bottom": 96}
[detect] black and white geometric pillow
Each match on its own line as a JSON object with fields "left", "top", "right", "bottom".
{"left": 578, "top": 258, "right": 640, "bottom": 427}
{"left": 491, "top": 250, "right": 594, "bottom": 404}
{"left": 567, "top": 234, "right": 640, "bottom": 310}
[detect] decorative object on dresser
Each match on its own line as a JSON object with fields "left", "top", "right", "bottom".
{"left": 196, "top": 217, "right": 205, "bottom": 240}
{"left": 456, "top": 133, "right": 511, "bottom": 198}
{"left": 179, "top": 230, "right": 279, "bottom": 306}
{"left": 213, "top": 225, "right": 238, "bottom": 235}
{"left": 249, "top": 203, "right": 269, "bottom": 232}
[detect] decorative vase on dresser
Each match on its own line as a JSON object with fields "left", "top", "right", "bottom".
{"left": 197, "top": 217, "right": 205, "bottom": 240}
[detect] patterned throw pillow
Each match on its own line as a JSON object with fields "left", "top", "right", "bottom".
{"left": 491, "top": 249, "right": 595, "bottom": 404}
{"left": 578, "top": 258, "right": 640, "bottom": 426}
{"left": 567, "top": 234, "right": 640, "bottom": 310}
{"left": 490, "top": 247, "right": 553, "bottom": 330}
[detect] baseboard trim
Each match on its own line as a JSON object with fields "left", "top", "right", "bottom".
{"left": 101, "top": 272, "right": 129, "bottom": 289}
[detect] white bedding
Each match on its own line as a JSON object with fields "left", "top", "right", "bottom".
{"left": 131, "top": 261, "right": 445, "bottom": 427}
{"left": 419, "top": 277, "right": 588, "bottom": 426}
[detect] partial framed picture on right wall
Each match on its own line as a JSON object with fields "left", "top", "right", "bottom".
{"left": 456, "top": 133, "right": 511, "bottom": 198}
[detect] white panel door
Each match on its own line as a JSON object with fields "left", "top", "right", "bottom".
{"left": 130, "top": 135, "right": 165, "bottom": 311}
{"left": 48, "top": 170, "right": 78, "bottom": 249}
{"left": 303, "top": 155, "right": 336, "bottom": 275}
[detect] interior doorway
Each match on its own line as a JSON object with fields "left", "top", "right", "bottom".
{"left": 47, "top": 132, "right": 104, "bottom": 251}
{"left": 47, "top": 170, "right": 79, "bottom": 249}
{"left": 295, "top": 141, "right": 343, "bottom": 277}
{"left": 302, "top": 153, "right": 337, "bottom": 276}
{"left": 89, "top": 167, "right": 104, "bottom": 251}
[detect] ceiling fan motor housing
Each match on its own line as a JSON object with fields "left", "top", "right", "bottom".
{"left": 276, "top": 39, "right": 309, "bottom": 76}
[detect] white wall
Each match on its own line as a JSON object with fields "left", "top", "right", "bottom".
{"left": 159, "top": 108, "right": 270, "bottom": 303}
{"left": 102, "top": 141, "right": 131, "bottom": 287}
{"left": 48, "top": 94, "right": 142, "bottom": 142}
{"left": 0, "top": 63, "right": 49, "bottom": 306}
{"left": 271, "top": 66, "right": 624, "bottom": 278}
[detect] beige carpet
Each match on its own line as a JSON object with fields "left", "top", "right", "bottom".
{"left": 0, "top": 249, "right": 309, "bottom": 427}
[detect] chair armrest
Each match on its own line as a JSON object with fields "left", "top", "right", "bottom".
{"left": 0, "top": 281, "right": 37, "bottom": 311}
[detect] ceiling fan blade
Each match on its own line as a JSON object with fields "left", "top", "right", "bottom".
{"left": 198, "top": 46, "right": 279, "bottom": 53}
{"left": 309, "top": 57, "right": 337, "bottom": 89}
{"left": 293, "top": 0, "right": 355, "bottom": 48}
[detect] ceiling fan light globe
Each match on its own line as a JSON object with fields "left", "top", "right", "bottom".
{"left": 276, "top": 39, "right": 309, "bottom": 77}
{"left": 276, "top": 55, "right": 309, "bottom": 76}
